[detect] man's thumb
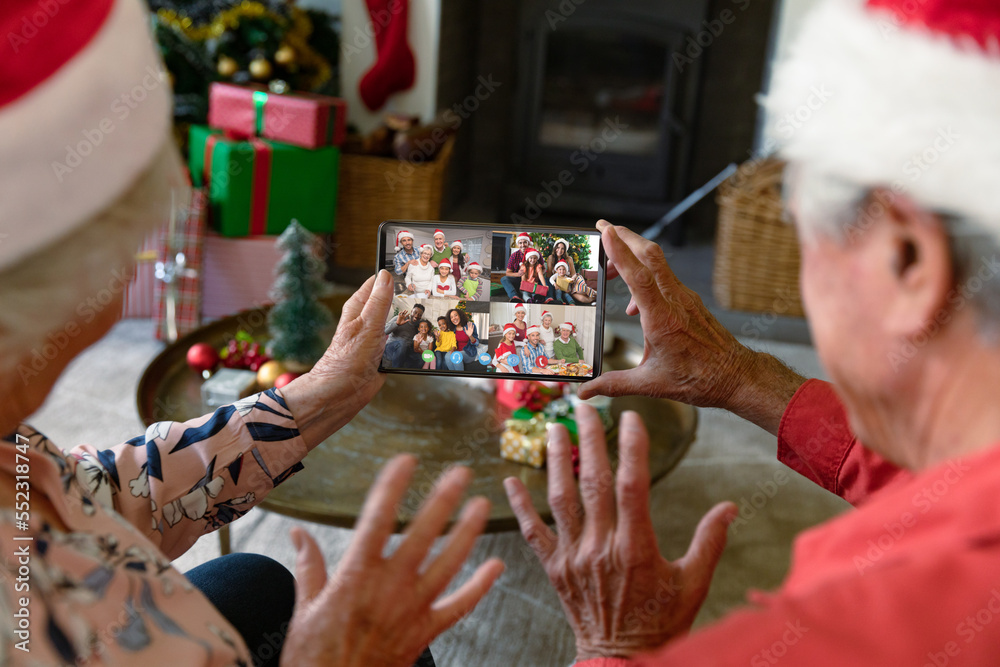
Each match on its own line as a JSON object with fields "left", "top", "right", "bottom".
{"left": 290, "top": 527, "right": 328, "bottom": 608}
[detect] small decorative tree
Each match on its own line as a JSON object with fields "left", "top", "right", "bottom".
{"left": 267, "top": 220, "right": 332, "bottom": 369}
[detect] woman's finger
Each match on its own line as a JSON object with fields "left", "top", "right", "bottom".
{"left": 359, "top": 270, "right": 395, "bottom": 334}
{"left": 503, "top": 477, "right": 558, "bottom": 563}
{"left": 340, "top": 273, "right": 379, "bottom": 323}
{"left": 614, "top": 411, "right": 656, "bottom": 545}
{"left": 429, "top": 558, "right": 505, "bottom": 638}
{"left": 344, "top": 454, "right": 418, "bottom": 567}
{"left": 392, "top": 466, "right": 473, "bottom": 573}
{"left": 418, "top": 496, "right": 491, "bottom": 601}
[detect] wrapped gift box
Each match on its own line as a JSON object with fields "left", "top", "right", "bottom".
{"left": 501, "top": 413, "right": 548, "bottom": 468}
{"left": 189, "top": 125, "right": 339, "bottom": 238}
{"left": 201, "top": 231, "right": 284, "bottom": 319}
{"left": 208, "top": 83, "right": 347, "bottom": 149}
{"left": 496, "top": 380, "right": 566, "bottom": 411}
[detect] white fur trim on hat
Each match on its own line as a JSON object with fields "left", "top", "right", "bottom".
{"left": 395, "top": 229, "right": 414, "bottom": 251}
{"left": 761, "top": 0, "right": 1000, "bottom": 231}
{"left": 554, "top": 260, "right": 570, "bottom": 272}
{"left": 434, "top": 229, "right": 446, "bottom": 238}
{"left": 561, "top": 322, "right": 574, "bottom": 333}
{"left": 450, "top": 240, "right": 462, "bottom": 249}
{"left": 513, "top": 303, "right": 527, "bottom": 314}
{"left": 437, "top": 258, "right": 452, "bottom": 269}
{"left": 541, "top": 310, "right": 551, "bottom": 320}
{"left": 419, "top": 243, "right": 433, "bottom": 253}
{"left": 467, "top": 262, "right": 482, "bottom": 273}
{"left": 516, "top": 232, "right": 531, "bottom": 243}
{"left": 503, "top": 323, "right": 517, "bottom": 335}
{"left": 524, "top": 248, "right": 540, "bottom": 262}
{"left": 526, "top": 325, "right": 540, "bottom": 336}
{"left": 0, "top": 0, "right": 171, "bottom": 271}
{"left": 553, "top": 238, "right": 570, "bottom": 251}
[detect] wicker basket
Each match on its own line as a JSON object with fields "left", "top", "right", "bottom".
{"left": 331, "top": 137, "right": 454, "bottom": 268}
{"left": 712, "top": 158, "right": 804, "bottom": 317}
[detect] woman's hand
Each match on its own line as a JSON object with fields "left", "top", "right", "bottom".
{"left": 281, "top": 456, "right": 505, "bottom": 667}
{"left": 279, "top": 271, "right": 393, "bottom": 449}
{"left": 505, "top": 406, "right": 736, "bottom": 661}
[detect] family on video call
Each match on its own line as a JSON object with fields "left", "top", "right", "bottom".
{"left": 490, "top": 304, "right": 593, "bottom": 377}
{"left": 391, "top": 228, "right": 488, "bottom": 301}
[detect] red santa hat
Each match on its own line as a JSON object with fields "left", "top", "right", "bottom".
{"left": 513, "top": 303, "right": 527, "bottom": 315}
{"left": 502, "top": 323, "right": 518, "bottom": 337}
{"left": 395, "top": 229, "right": 414, "bottom": 251}
{"left": 524, "top": 248, "right": 541, "bottom": 262}
{"left": 553, "top": 238, "right": 570, "bottom": 251}
{"left": 0, "top": 0, "right": 172, "bottom": 271}
{"left": 437, "top": 258, "right": 452, "bottom": 270}
{"left": 433, "top": 229, "right": 446, "bottom": 239}
{"left": 515, "top": 232, "right": 532, "bottom": 244}
{"left": 554, "top": 260, "right": 570, "bottom": 272}
{"left": 418, "top": 243, "right": 433, "bottom": 253}
{"left": 541, "top": 310, "right": 552, "bottom": 320}
{"left": 526, "top": 325, "right": 541, "bottom": 336}
{"left": 450, "top": 240, "right": 463, "bottom": 250}
{"left": 561, "top": 322, "right": 575, "bottom": 334}
{"left": 467, "top": 262, "right": 482, "bottom": 274}
{"left": 762, "top": 0, "right": 1000, "bottom": 232}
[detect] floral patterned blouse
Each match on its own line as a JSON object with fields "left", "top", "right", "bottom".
{"left": 0, "top": 388, "right": 307, "bottom": 665}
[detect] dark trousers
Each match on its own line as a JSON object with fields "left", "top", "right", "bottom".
{"left": 187, "top": 553, "right": 435, "bottom": 667}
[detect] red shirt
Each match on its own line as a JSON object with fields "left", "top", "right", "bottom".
{"left": 582, "top": 379, "right": 1000, "bottom": 666}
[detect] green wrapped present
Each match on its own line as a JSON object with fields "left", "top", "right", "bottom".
{"left": 189, "top": 125, "right": 339, "bottom": 238}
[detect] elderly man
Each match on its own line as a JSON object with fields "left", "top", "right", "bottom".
{"left": 503, "top": 0, "right": 1000, "bottom": 664}
{"left": 500, "top": 232, "right": 533, "bottom": 301}
{"left": 520, "top": 326, "right": 556, "bottom": 375}
{"left": 383, "top": 303, "right": 425, "bottom": 368}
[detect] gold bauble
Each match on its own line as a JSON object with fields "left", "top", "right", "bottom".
{"left": 249, "top": 57, "right": 272, "bottom": 80}
{"left": 217, "top": 56, "right": 239, "bottom": 78}
{"left": 256, "top": 360, "right": 288, "bottom": 388}
{"left": 274, "top": 44, "right": 296, "bottom": 66}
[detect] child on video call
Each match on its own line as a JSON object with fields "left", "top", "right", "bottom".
{"left": 413, "top": 320, "right": 437, "bottom": 369}
{"left": 548, "top": 260, "right": 575, "bottom": 305}
{"left": 435, "top": 316, "right": 457, "bottom": 367}
{"left": 432, "top": 259, "right": 457, "bottom": 298}
{"left": 553, "top": 321, "right": 585, "bottom": 364}
{"left": 519, "top": 248, "right": 547, "bottom": 303}
{"left": 459, "top": 262, "right": 488, "bottom": 301}
{"left": 493, "top": 323, "right": 520, "bottom": 373}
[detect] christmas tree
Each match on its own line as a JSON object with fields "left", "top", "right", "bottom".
{"left": 267, "top": 220, "right": 333, "bottom": 368}
{"left": 148, "top": 0, "right": 340, "bottom": 125}
{"left": 529, "top": 233, "right": 592, "bottom": 270}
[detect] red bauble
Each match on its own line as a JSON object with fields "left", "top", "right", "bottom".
{"left": 274, "top": 372, "right": 300, "bottom": 389}
{"left": 187, "top": 343, "right": 219, "bottom": 373}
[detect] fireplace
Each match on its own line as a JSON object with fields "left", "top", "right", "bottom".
{"left": 504, "top": 0, "right": 709, "bottom": 224}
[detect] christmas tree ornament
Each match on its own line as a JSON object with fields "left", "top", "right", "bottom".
{"left": 267, "top": 221, "right": 334, "bottom": 367}
{"left": 249, "top": 57, "right": 273, "bottom": 80}
{"left": 274, "top": 44, "right": 296, "bottom": 65}
{"left": 256, "top": 359, "right": 288, "bottom": 388}
{"left": 358, "top": 0, "right": 416, "bottom": 110}
{"left": 186, "top": 342, "right": 219, "bottom": 374}
{"left": 217, "top": 55, "right": 239, "bottom": 77}
{"left": 274, "top": 372, "right": 301, "bottom": 389}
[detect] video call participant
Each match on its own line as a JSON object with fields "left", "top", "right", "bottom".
{"left": 448, "top": 240, "right": 466, "bottom": 281}
{"left": 519, "top": 248, "right": 548, "bottom": 303}
{"left": 393, "top": 230, "right": 418, "bottom": 275}
{"left": 553, "top": 321, "right": 585, "bottom": 364}
{"left": 430, "top": 229, "right": 450, "bottom": 265}
{"left": 546, "top": 237, "right": 597, "bottom": 304}
{"left": 431, "top": 258, "right": 457, "bottom": 298}
{"left": 511, "top": 304, "right": 528, "bottom": 341}
{"left": 448, "top": 308, "right": 480, "bottom": 369}
{"left": 383, "top": 304, "right": 425, "bottom": 368}
{"left": 549, "top": 260, "right": 575, "bottom": 305}
{"left": 493, "top": 323, "right": 520, "bottom": 373}
{"left": 405, "top": 244, "right": 436, "bottom": 297}
{"left": 459, "top": 262, "right": 488, "bottom": 301}
{"left": 539, "top": 310, "right": 556, "bottom": 357}
{"left": 521, "top": 326, "right": 556, "bottom": 375}
{"left": 500, "top": 232, "right": 532, "bottom": 301}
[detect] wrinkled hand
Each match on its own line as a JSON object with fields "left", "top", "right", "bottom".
{"left": 579, "top": 221, "right": 805, "bottom": 434}
{"left": 281, "top": 456, "right": 505, "bottom": 667}
{"left": 505, "top": 406, "right": 736, "bottom": 662}
{"left": 280, "top": 271, "right": 393, "bottom": 448}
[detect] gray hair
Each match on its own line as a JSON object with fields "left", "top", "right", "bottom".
{"left": 785, "top": 164, "right": 1000, "bottom": 341}
{"left": 0, "top": 141, "right": 184, "bottom": 386}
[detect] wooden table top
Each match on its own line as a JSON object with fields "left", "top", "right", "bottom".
{"left": 137, "top": 295, "right": 697, "bottom": 532}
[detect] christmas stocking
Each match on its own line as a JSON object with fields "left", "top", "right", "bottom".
{"left": 358, "top": 0, "right": 416, "bottom": 111}
{"left": 572, "top": 274, "right": 597, "bottom": 298}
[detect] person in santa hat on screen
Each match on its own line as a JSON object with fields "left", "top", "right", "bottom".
{"left": 493, "top": 323, "right": 521, "bottom": 373}
{"left": 429, "top": 228, "right": 450, "bottom": 266}
{"left": 392, "top": 229, "right": 419, "bottom": 275}
{"left": 502, "top": 0, "right": 1000, "bottom": 664}
{"left": 500, "top": 231, "right": 533, "bottom": 301}
{"left": 0, "top": 2, "right": 499, "bottom": 664}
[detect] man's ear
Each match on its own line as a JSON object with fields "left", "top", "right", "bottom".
{"left": 878, "top": 189, "right": 953, "bottom": 336}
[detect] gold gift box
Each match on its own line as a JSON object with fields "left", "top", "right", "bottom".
{"left": 500, "top": 414, "right": 548, "bottom": 468}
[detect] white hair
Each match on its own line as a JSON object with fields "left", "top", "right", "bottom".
{"left": 0, "top": 141, "right": 184, "bottom": 385}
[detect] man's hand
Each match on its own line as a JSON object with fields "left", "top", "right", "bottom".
{"left": 281, "top": 456, "right": 505, "bottom": 667}
{"left": 396, "top": 309, "right": 409, "bottom": 326}
{"left": 505, "top": 406, "right": 736, "bottom": 661}
{"left": 579, "top": 220, "right": 806, "bottom": 435}
{"left": 280, "top": 271, "right": 393, "bottom": 449}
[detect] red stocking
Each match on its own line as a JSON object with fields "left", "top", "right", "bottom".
{"left": 358, "top": 0, "right": 416, "bottom": 111}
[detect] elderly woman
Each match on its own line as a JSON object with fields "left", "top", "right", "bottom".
{"left": 503, "top": 0, "right": 1000, "bottom": 664}
{"left": 404, "top": 243, "right": 436, "bottom": 297}
{"left": 0, "top": 1, "right": 503, "bottom": 665}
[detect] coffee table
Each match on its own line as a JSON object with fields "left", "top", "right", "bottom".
{"left": 137, "top": 294, "right": 697, "bottom": 551}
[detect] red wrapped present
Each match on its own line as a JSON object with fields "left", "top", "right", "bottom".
{"left": 153, "top": 188, "right": 206, "bottom": 340}
{"left": 201, "top": 231, "right": 285, "bottom": 320}
{"left": 208, "top": 83, "right": 347, "bottom": 149}
{"left": 496, "top": 380, "right": 566, "bottom": 411}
